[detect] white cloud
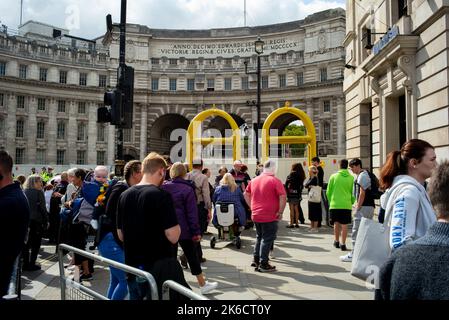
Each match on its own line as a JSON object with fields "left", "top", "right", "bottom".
{"left": 0, "top": 0, "right": 345, "bottom": 38}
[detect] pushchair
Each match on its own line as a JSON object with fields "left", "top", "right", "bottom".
{"left": 210, "top": 202, "right": 245, "bottom": 249}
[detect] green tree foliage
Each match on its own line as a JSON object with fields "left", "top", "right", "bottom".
{"left": 283, "top": 124, "right": 306, "bottom": 157}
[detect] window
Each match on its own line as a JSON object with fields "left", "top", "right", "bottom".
{"left": 39, "top": 68, "right": 47, "bottom": 82}
{"left": 15, "top": 148, "right": 25, "bottom": 164}
{"left": 16, "top": 120, "right": 24, "bottom": 138}
{"left": 323, "top": 122, "right": 331, "bottom": 141}
{"left": 79, "top": 52, "right": 87, "bottom": 61}
{"left": 0, "top": 61, "right": 5, "bottom": 76}
{"left": 187, "top": 79, "right": 195, "bottom": 91}
{"left": 79, "top": 73, "right": 87, "bottom": 86}
{"left": 36, "top": 149, "right": 46, "bottom": 164}
{"left": 224, "top": 58, "right": 232, "bottom": 66}
{"left": 97, "top": 124, "right": 106, "bottom": 142}
{"left": 99, "top": 75, "right": 107, "bottom": 88}
{"left": 37, "top": 98, "right": 46, "bottom": 111}
{"left": 19, "top": 65, "right": 27, "bottom": 79}
{"left": 320, "top": 68, "right": 327, "bottom": 82}
{"left": 169, "top": 59, "right": 177, "bottom": 65}
{"left": 279, "top": 54, "right": 287, "bottom": 62}
{"left": 57, "top": 150, "right": 65, "bottom": 165}
{"left": 57, "top": 121, "right": 66, "bottom": 139}
{"left": 241, "top": 77, "right": 249, "bottom": 90}
{"left": 224, "top": 78, "right": 232, "bottom": 91}
{"left": 37, "top": 122, "right": 45, "bottom": 139}
{"left": 99, "top": 54, "right": 107, "bottom": 62}
{"left": 279, "top": 74, "right": 286, "bottom": 88}
{"left": 262, "top": 76, "right": 268, "bottom": 89}
{"left": 398, "top": 0, "right": 407, "bottom": 19}
{"left": 187, "top": 59, "right": 195, "bottom": 66}
{"left": 206, "top": 59, "right": 215, "bottom": 66}
{"left": 0, "top": 93, "right": 3, "bottom": 107}
{"left": 58, "top": 100, "right": 66, "bottom": 113}
{"left": 298, "top": 51, "right": 304, "bottom": 59}
{"left": 151, "top": 78, "right": 159, "bottom": 91}
{"left": 77, "top": 150, "right": 86, "bottom": 165}
{"left": 97, "top": 151, "right": 106, "bottom": 165}
{"left": 39, "top": 46, "right": 47, "bottom": 54}
{"left": 17, "top": 96, "right": 25, "bottom": 109}
{"left": 123, "top": 129, "right": 132, "bottom": 142}
{"left": 77, "top": 122, "right": 86, "bottom": 141}
{"left": 59, "top": 70, "right": 67, "bottom": 84}
{"left": 78, "top": 102, "right": 86, "bottom": 114}
{"left": 169, "top": 79, "right": 177, "bottom": 91}
{"left": 59, "top": 49, "right": 67, "bottom": 57}
{"left": 323, "top": 100, "right": 331, "bottom": 113}
{"left": 207, "top": 79, "right": 215, "bottom": 89}
{"left": 297, "top": 72, "right": 304, "bottom": 85}
{"left": 151, "top": 58, "right": 160, "bottom": 65}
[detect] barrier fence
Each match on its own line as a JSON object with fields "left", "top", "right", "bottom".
{"left": 57, "top": 243, "right": 206, "bottom": 300}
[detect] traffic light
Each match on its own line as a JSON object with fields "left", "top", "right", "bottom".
{"left": 121, "top": 65, "right": 134, "bottom": 129}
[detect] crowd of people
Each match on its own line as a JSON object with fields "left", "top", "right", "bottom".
{"left": 1, "top": 137, "right": 449, "bottom": 300}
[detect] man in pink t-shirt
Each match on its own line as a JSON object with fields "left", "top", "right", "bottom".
{"left": 244, "top": 159, "right": 286, "bottom": 272}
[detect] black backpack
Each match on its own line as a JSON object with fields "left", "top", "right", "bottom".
{"left": 366, "top": 171, "right": 383, "bottom": 199}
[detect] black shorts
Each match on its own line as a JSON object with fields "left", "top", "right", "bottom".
{"left": 329, "top": 209, "right": 352, "bottom": 225}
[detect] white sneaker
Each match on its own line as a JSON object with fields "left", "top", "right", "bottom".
{"left": 340, "top": 252, "right": 353, "bottom": 262}
{"left": 200, "top": 281, "right": 218, "bottom": 295}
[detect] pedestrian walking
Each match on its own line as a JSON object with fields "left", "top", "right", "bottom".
{"left": 244, "top": 159, "right": 286, "bottom": 272}
{"left": 340, "top": 158, "right": 376, "bottom": 262}
{"left": 326, "top": 159, "right": 355, "bottom": 252}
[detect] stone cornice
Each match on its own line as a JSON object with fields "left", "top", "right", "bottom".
{"left": 362, "top": 35, "right": 419, "bottom": 77}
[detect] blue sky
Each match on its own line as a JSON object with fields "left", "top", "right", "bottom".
{"left": 0, "top": 0, "right": 345, "bottom": 39}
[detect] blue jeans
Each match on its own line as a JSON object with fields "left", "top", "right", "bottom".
{"left": 98, "top": 233, "right": 128, "bottom": 300}
{"left": 253, "top": 221, "right": 278, "bottom": 265}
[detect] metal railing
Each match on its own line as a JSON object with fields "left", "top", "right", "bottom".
{"left": 162, "top": 280, "right": 208, "bottom": 301}
{"left": 2, "top": 256, "right": 22, "bottom": 300}
{"left": 58, "top": 243, "right": 159, "bottom": 300}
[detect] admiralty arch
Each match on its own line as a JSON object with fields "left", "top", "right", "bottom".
{"left": 0, "top": 8, "right": 346, "bottom": 166}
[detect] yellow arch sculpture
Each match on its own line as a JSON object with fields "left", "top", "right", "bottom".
{"left": 187, "top": 106, "right": 241, "bottom": 169}
{"left": 262, "top": 101, "right": 317, "bottom": 165}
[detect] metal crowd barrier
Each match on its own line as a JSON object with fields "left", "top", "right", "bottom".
{"left": 58, "top": 243, "right": 158, "bottom": 300}
{"left": 58, "top": 244, "right": 206, "bottom": 300}
{"left": 2, "top": 256, "right": 22, "bottom": 300}
{"left": 162, "top": 280, "right": 208, "bottom": 301}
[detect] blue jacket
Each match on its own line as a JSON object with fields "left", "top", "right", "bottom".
{"left": 212, "top": 185, "right": 247, "bottom": 226}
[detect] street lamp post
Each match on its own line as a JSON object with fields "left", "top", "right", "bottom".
{"left": 244, "top": 36, "right": 264, "bottom": 163}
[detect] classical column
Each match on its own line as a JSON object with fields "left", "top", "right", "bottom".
{"left": 306, "top": 99, "right": 314, "bottom": 121}
{"left": 107, "top": 124, "right": 115, "bottom": 165}
{"left": 336, "top": 97, "right": 346, "bottom": 155}
{"left": 140, "top": 104, "right": 148, "bottom": 160}
{"left": 67, "top": 101, "right": 77, "bottom": 165}
{"left": 5, "top": 94, "right": 17, "bottom": 156}
{"left": 47, "top": 98, "right": 57, "bottom": 165}
{"left": 26, "top": 96, "right": 37, "bottom": 163}
{"left": 87, "top": 102, "right": 98, "bottom": 165}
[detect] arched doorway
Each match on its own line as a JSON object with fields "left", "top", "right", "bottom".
{"left": 268, "top": 112, "right": 307, "bottom": 158}
{"left": 205, "top": 114, "right": 246, "bottom": 158}
{"left": 149, "top": 114, "right": 190, "bottom": 157}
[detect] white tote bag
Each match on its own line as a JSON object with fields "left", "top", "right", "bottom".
{"left": 308, "top": 185, "right": 322, "bottom": 203}
{"left": 350, "top": 216, "right": 391, "bottom": 281}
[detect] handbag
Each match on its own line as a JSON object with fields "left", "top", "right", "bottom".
{"left": 308, "top": 185, "right": 322, "bottom": 203}
{"left": 350, "top": 199, "right": 395, "bottom": 281}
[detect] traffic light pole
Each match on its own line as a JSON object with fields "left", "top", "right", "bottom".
{"left": 114, "top": 0, "right": 127, "bottom": 176}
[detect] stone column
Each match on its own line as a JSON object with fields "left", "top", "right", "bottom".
{"left": 140, "top": 104, "right": 148, "bottom": 160}
{"left": 27, "top": 96, "right": 37, "bottom": 163}
{"left": 67, "top": 101, "right": 77, "bottom": 164}
{"left": 306, "top": 99, "right": 314, "bottom": 121}
{"left": 5, "top": 94, "right": 17, "bottom": 155}
{"left": 336, "top": 97, "right": 346, "bottom": 155}
{"left": 87, "top": 102, "right": 98, "bottom": 165}
{"left": 107, "top": 124, "right": 115, "bottom": 165}
{"left": 47, "top": 98, "right": 57, "bottom": 164}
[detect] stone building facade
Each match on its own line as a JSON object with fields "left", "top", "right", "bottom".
{"left": 344, "top": 0, "right": 449, "bottom": 171}
{"left": 0, "top": 9, "right": 346, "bottom": 166}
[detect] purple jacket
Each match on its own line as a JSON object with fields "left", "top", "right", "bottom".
{"left": 162, "top": 178, "right": 200, "bottom": 240}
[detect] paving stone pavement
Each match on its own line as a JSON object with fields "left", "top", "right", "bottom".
{"left": 25, "top": 203, "right": 375, "bottom": 300}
